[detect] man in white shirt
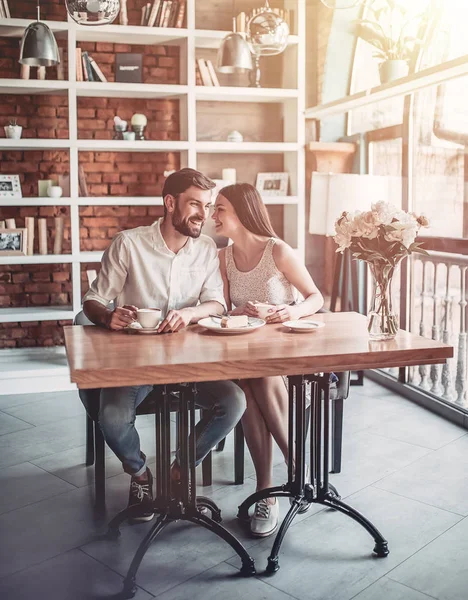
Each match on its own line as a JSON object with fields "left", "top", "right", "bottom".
{"left": 81, "top": 168, "right": 246, "bottom": 521}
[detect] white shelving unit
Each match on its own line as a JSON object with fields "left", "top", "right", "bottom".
{"left": 0, "top": 1, "right": 305, "bottom": 389}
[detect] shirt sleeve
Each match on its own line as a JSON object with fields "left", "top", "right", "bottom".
{"left": 199, "top": 240, "right": 227, "bottom": 310}
{"left": 82, "top": 233, "right": 130, "bottom": 307}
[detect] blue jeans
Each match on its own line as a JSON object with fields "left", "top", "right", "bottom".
{"left": 80, "top": 381, "right": 246, "bottom": 477}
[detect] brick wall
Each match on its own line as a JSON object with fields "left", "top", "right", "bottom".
{"left": 0, "top": 17, "right": 180, "bottom": 349}
{"left": 0, "top": 37, "right": 68, "bottom": 81}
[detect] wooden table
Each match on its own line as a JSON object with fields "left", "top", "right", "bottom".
{"left": 64, "top": 312, "right": 452, "bottom": 595}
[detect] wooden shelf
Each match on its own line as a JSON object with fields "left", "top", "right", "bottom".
{"left": 79, "top": 251, "right": 104, "bottom": 263}
{"left": 76, "top": 82, "right": 188, "bottom": 99}
{"left": 195, "top": 86, "right": 298, "bottom": 103}
{"left": 76, "top": 140, "right": 189, "bottom": 152}
{"left": 0, "top": 306, "right": 74, "bottom": 323}
{"left": 196, "top": 141, "right": 299, "bottom": 153}
{"left": 0, "top": 18, "right": 68, "bottom": 38}
{"left": 2, "top": 197, "right": 73, "bottom": 206}
{"left": 194, "top": 29, "right": 299, "bottom": 49}
{"left": 77, "top": 196, "right": 164, "bottom": 206}
{"left": 0, "top": 78, "right": 69, "bottom": 95}
{"left": 0, "top": 139, "right": 70, "bottom": 149}
{"left": 0, "top": 254, "right": 73, "bottom": 266}
{"left": 75, "top": 23, "right": 188, "bottom": 45}
{"left": 305, "top": 53, "right": 468, "bottom": 120}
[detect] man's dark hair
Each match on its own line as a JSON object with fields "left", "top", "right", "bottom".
{"left": 162, "top": 168, "right": 215, "bottom": 215}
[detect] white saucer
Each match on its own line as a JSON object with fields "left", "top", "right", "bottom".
{"left": 283, "top": 319, "right": 325, "bottom": 333}
{"left": 126, "top": 321, "right": 161, "bottom": 334}
{"left": 198, "top": 317, "right": 266, "bottom": 334}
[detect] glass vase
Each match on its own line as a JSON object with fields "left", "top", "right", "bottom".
{"left": 367, "top": 263, "right": 399, "bottom": 341}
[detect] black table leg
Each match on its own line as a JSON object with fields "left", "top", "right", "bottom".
{"left": 105, "top": 383, "right": 255, "bottom": 598}
{"left": 237, "top": 374, "right": 389, "bottom": 574}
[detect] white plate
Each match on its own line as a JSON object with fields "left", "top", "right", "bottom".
{"left": 198, "top": 316, "right": 266, "bottom": 334}
{"left": 126, "top": 322, "right": 161, "bottom": 334}
{"left": 283, "top": 319, "right": 325, "bottom": 333}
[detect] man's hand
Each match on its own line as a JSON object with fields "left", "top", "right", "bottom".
{"left": 157, "top": 308, "right": 193, "bottom": 334}
{"left": 108, "top": 305, "right": 138, "bottom": 331}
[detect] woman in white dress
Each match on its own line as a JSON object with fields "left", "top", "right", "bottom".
{"left": 212, "top": 183, "right": 324, "bottom": 538}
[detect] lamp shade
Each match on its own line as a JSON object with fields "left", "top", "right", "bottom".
{"left": 66, "top": 0, "right": 120, "bottom": 25}
{"left": 309, "top": 173, "right": 403, "bottom": 236}
{"left": 19, "top": 22, "right": 60, "bottom": 67}
{"left": 217, "top": 33, "right": 253, "bottom": 74}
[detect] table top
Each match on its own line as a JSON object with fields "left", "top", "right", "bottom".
{"left": 64, "top": 312, "right": 453, "bottom": 389}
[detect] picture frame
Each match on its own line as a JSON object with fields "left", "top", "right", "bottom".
{"left": 0, "top": 228, "right": 28, "bottom": 256}
{"left": 255, "top": 172, "right": 289, "bottom": 196}
{"left": 0, "top": 175, "right": 22, "bottom": 200}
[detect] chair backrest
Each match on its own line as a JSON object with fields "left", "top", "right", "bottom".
{"left": 74, "top": 310, "right": 95, "bottom": 326}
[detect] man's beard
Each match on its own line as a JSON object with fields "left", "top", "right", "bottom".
{"left": 172, "top": 203, "right": 204, "bottom": 238}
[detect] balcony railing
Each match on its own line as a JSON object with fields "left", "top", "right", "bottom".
{"left": 408, "top": 245, "right": 467, "bottom": 408}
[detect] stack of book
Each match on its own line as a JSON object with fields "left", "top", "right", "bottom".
{"left": 0, "top": 0, "right": 11, "bottom": 18}
{"left": 76, "top": 49, "right": 107, "bottom": 83}
{"left": 196, "top": 59, "right": 220, "bottom": 87}
{"left": 140, "top": 0, "right": 186, "bottom": 28}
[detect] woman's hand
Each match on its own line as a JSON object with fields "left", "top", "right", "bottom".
{"left": 265, "top": 304, "right": 298, "bottom": 323}
{"left": 230, "top": 301, "right": 260, "bottom": 317}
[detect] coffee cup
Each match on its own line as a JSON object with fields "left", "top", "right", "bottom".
{"left": 254, "top": 302, "right": 276, "bottom": 320}
{"left": 136, "top": 308, "right": 162, "bottom": 329}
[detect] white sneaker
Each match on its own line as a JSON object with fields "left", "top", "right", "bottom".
{"left": 250, "top": 498, "right": 279, "bottom": 538}
{"left": 289, "top": 464, "right": 311, "bottom": 514}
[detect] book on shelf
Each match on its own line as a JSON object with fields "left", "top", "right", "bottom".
{"left": 158, "top": 1, "right": 170, "bottom": 27}
{"left": 115, "top": 53, "right": 143, "bottom": 83}
{"left": 88, "top": 55, "right": 107, "bottom": 82}
{"left": 78, "top": 165, "right": 88, "bottom": 197}
{"left": 197, "top": 58, "right": 213, "bottom": 86}
{"left": 140, "top": 2, "right": 151, "bottom": 25}
{"left": 25, "top": 217, "right": 34, "bottom": 256}
{"left": 82, "top": 51, "right": 96, "bottom": 82}
{"left": 175, "top": 0, "right": 185, "bottom": 28}
{"left": 0, "top": 0, "right": 9, "bottom": 19}
{"left": 147, "top": 0, "right": 161, "bottom": 27}
{"left": 76, "top": 48, "right": 83, "bottom": 82}
{"left": 206, "top": 60, "right": 220, "bottom": 86}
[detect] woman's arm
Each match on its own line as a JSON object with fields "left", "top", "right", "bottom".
{"left": 268, "top": 241, "right": 324, "bottom": 322}
{"left": 218, "top": 247, "right": 232, "bottom": 312}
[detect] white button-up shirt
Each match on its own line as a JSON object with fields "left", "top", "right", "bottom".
{"left": 83, "top": 218, "right": 225, "bottom": 316}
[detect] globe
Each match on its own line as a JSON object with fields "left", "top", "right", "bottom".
{"left": 246, "top": 8, "right": 289, "bottom": 57}
{"left": 66, "top": 0, "right": 120, "bottom": 25}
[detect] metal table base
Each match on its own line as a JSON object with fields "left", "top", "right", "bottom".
{"left": 106, "top": 384, "right": 255, "bottom": 599}
{"left": 237, "top": 374, "right": 389, "bottom": 574}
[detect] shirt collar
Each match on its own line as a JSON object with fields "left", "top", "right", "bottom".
{"left": 152, "top": 217, "right": 194, "bottom": 255}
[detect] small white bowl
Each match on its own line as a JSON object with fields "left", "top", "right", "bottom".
{"left": 47, "top": 186, "right": 63, "bottom": 198}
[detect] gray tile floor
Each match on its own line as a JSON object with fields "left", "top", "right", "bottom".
{"left": 0, "top": 379, "right": 467, "bottom": 600}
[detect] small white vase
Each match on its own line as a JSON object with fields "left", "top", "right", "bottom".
{"left": 227, "top": 130, "right": 243, "bottom": 143}
{"left": 4, "top": 125, "right": 22, "bottom": 139}
{"left": 47, "top": 186, "right": 63, "bottom": 198}
{"left": 379, "top": 60, "right": 409, "bottom": 85}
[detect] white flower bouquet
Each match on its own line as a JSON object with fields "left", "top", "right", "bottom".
{"left": 334, "top": 201, "right": 429, "bottom": 339}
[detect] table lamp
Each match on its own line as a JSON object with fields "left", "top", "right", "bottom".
{"left": 246, "top": 0, "right": 289, "bottom": 88}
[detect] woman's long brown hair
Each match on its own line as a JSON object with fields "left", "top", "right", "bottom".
{"left": 219, "top": 183, "right": 278, "bottom": 238}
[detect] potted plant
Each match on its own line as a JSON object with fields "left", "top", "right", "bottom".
{"left": 357, "top": 0, "right": 425, "bottom": 84}
{"left": 4, "top": 118, "right": 23, "bottom": 139}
